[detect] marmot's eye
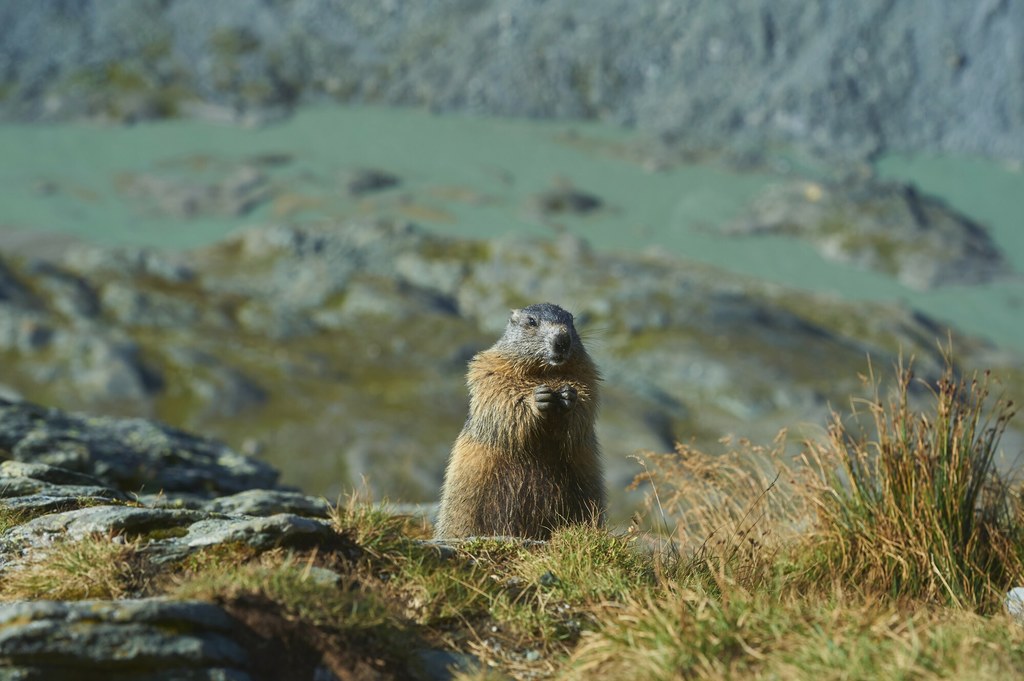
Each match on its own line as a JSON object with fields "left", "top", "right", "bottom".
{"left": 526, "top": 316, "right": 538, "bottom": 327}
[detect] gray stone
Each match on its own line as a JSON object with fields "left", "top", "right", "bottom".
{"left": 0, "top": 308, "right": 52, "bottom": 353}
{"left": 0, "top": 461, "right": 132, "bottom": 511}
{"left": 53, "top": 331, "right": 164, "bottom": 402}
{"left": 529, "top": 183, "right": 603, "bottom": 217}
{"left": 345, "top": 168, "right": 400, "bottom": 196}
{"left": 0, "top": 399, "right": 279, "bottom": 498}
{"left": 24, "top": 260, "right": 101, "bottom": 320}
{"left": 175, "top": 513, "right": 336, "bottom": 552}
{"left": 63, "top": 246, "right": 195, "bottom": 284}
{"left": 0, "top": 493, "right": 119, "bottom": 517}
{"left": 0, "top": 459, "right": 116, "bottom": 488}
{"left": 1006, "top": 587, "right": 1024, "bottom": 625}
{"left": 4, "top": 499, "right": 345, "bottom": 566}
{"left": 4, "top": 505, "right": 209, "bottom": 544}
{"left": 411, "top": 649, "right": 480, "bottom": 681}
{"left": 0, "top": 599, "right": 251, "bottom": 680}
{"left": 204, "top": 489, "right": 331, "bottom": 518}
{"left": 99, "top": 281, "right": 201, "bottom": 328}
{"left": 0, "top": 257, "right": 37, "bottom": 309}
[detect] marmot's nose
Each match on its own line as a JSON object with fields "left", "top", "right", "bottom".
{"left": 553, "top": 330, "right": 571, "bottom": 354}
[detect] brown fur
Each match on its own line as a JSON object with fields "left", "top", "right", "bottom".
{"left": 434, "top": 318, "right": 604, "bottom": 539}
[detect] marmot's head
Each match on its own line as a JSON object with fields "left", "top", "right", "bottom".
{"left": 496, "top": 303, "right": 582, "bottom": 367}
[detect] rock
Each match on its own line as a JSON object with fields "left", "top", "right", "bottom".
{"left": 24, "top": 260, "right": 101, "bottom": 320}
{"left": 116, "top": 168, "right": 274, "bottom": 219}
{"left": 0, "top": 599, "right": 252, "bottom": 680}
{"left": 0, "top": 399, "right": 279, "bottom": 498}
{"left": 1006, "top": 587, "right": 1024, "bottom": 625}
{"left": 0, "top": 385, "right": 22, "bottom": 402}
{"left": 345, "top": 168, "right": 400, "bottom": 196}
{"left": 2, "top": 475, "right": 347, "bottom": 565}
{"left": 411, "top": 649, "right": 480, "bottom": 681}
{"left": 100, "top": 281, "right": 202, "bottom": 328}
{"left": 52, "top": 332, "right": 164, "bottom": 403}
{"left": 0, "top": 308, "right": 53, "bottom": 353}
{"left": 529, "top": 182, "right": 603, "bottom": 217}
{"left": 0, "top": 256, "right": 37, "bottom": 308}
{"left": 4, "top": 505, "right": 210, "bottom": 546}
{"left": 724, "top": 178, "right": 1013, "bottom": 290}
{"left": 167, "top": 513, "right": 338, "bottom": 555}
{"left": 205, "top": 490, "right": 331, "bottom": 518}
{"left": 0, "top": 460, "right": 131, "bottom": 510}
{"left": 63, "top": 246, "right": 195, "bottom": 284}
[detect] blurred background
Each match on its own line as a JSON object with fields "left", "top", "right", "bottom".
{"left": 0, "top": 1, "right": 1022, "bottom": 522}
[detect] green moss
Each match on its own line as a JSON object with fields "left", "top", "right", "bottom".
{"left": 149, "top": 82, "right": 192, "bottom": 118}
{"left": 209, "top": 27, "right": 262, "bottom": 58}
{"left": 105, "top": 63, "right": 149, "bottom": 93}
{"left": 140, "top": 36, "right": 173, "bottom": 62}
{"left": 239, "top": 81, "right": 275, "bottom": 104}
{"left": 569, "top": 63, "right": 597, "bottom": 117}
{"left": 141, "top": 526, "right": 190, "bottom": 541}
{"left": 838, "top": 231, "right": 902, "bottom": 275}
{"left": 418, "top": 237, "right": 491, "bottom": 263}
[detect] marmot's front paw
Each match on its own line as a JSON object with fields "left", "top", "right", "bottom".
{"left": 558, "top": 384, "right": 577, "bottom": 411}
{"left": 535, "top": 384, "right": 577, "bottom": 413}
{"left": 535, "top": 384, "right": 557, "bottom": 412}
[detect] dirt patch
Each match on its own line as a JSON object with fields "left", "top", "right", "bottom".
{"left": 223, "top": 592, "right": 407, "bottom": 681}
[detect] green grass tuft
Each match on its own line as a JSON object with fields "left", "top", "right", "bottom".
{"left": 0, "top": 534, "right": 151, "bottom": 601}
{"left": 805, "top": 353, "right": 1019, "bottom": 610}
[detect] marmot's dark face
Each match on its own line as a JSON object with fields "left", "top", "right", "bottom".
{"left": 499, "top": 302, "right": 581, "bottom": 367}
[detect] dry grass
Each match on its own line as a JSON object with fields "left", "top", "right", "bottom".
{"left": 630, "top": 430, "right": 810, "bottom": 549}
{"left": 565, "top": 589, "right": 1024, "bottom": 681}
{"left": 628, "top": 429, "right": 813, "bottom": 597}
{"left": 805, "top": 356, "right": 1020, "bottom": 609}
{"left": 557, "top": 352, "right": 1024, "bottom": 679}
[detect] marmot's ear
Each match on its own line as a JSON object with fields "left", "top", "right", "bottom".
{"left": 509, "top": 309, "right": 522, "bottom": 323}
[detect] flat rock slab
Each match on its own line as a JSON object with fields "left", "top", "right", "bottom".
{"left": 4, "top": 505, "right": 210, "bottom": 545}
{"left": 0, "top": 599, "right": 252, "bottom": 680}
{"left": 0, "top": 459, "right": 114, "bottom": 488}
{"left": 0, "top": 460, "right": 132, "bottom": 516}
{"left": 204, "top": 489, "right": 331, "bottom": 518}
{"left": 148, "top": 513, "right": 344, "bottom": 564}
{"left": 0, "top": 399, "right": 279, "bottom": 499}
{"left": 3, "top": 502, "right": 346, "bottom": 565}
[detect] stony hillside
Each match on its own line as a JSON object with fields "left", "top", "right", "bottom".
{"left": 1, "top": 0, "right": 1022, "bottom": 160}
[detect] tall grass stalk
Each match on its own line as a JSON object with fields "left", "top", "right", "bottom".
{"left": 805, "top": 355, "right": 1019, "bottom": 609}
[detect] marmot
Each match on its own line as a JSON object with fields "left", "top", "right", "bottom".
{"left": 434, "top": 302, "right": 604, "bottom": 539}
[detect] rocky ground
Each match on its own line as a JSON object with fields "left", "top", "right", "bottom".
{"left": 723, "top": 176, "right": 1014, "bottom": 290}
{"left": 2, "top": 1, "right": 1023, "bottom": 161}
{"left": 0, "top": 398, "right": 445, "bottom": 680}
{"left": 2, "top": 380, "right": 1023, "bottom": 680}
{"left": 1, "top": 213, "right": 1018, "bottom": 517}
